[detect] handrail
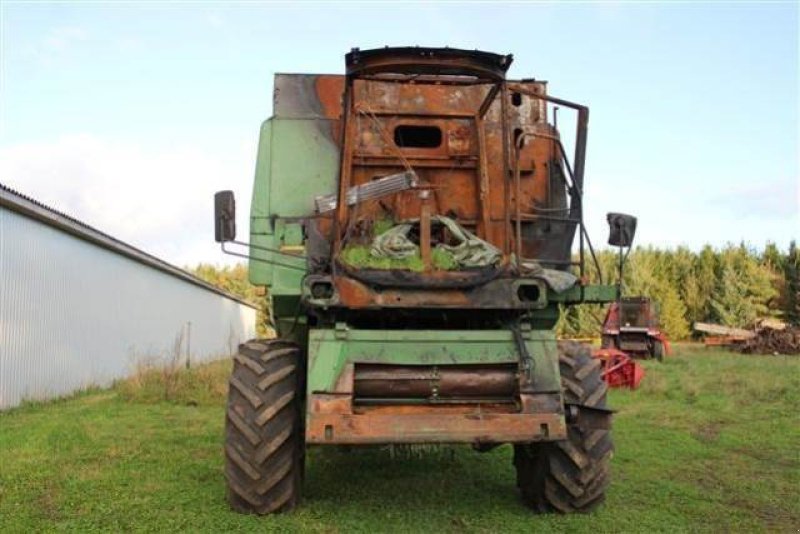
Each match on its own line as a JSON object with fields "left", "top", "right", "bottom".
{"left": 512, "top": 120, "right": 602, "bottom": 283}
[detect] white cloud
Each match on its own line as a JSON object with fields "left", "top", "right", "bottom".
{"left": 43, "top": 26, "right": 88, "bottom": 52}
{"left": 32, "top": 26, "right": 90, "bottom": 65}
{"left": 0, "top": 134, "right": 255, "bottom": 267}
{"left": 203, "top": 12, "right": 226, "bottom": 29}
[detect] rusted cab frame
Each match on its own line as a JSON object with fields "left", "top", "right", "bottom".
{"left": 316, "top": 47, "right": 599, "bottom": 312}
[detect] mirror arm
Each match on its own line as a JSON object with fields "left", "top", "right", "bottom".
{"left": 580, "top": 224, "right": 603, "bottom": 285}
{"left": 220, "top": 241, "right": 307, "bottom": 271}
{"left": 223, "top": 236, "right": 307, "bottom": 260}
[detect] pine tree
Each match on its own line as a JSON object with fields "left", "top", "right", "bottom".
{"left": 710, "top": 263, "right": 751, "bottom": 327}
{"left": 785, "top": 241, "right": 800, "bottom": 325}
{"left": 761, "top": 241, "right": 787, "bottom": 316}
{"left": 655, "top": 281, "right": 691, "bottom": 339}
{"left": 695, "top": 245, "right": 718, "bottom": 323}
{"left": 710, "top": 245, "right": 777, "bottom": 327}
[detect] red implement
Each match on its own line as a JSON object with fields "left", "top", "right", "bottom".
{"left": 593, "top": 348, "right": 644, "bottom": 389}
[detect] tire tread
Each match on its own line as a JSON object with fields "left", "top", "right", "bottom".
{"left": 514, "top": 341, "right": 613, "bottom": 514}
{"left": 225, "top": 339, "right": 303, "bottom": 515}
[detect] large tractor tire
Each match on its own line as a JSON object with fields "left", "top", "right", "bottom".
{"left": 224, "top": 340, "right": 304, "bottom": 515}
{"left": 513, "top": 341, "right": 613, "bottom": 513}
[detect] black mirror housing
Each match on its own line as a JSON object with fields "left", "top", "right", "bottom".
{"left": 214, "top": 190, "right": 236, "bottom": 243}
{"left": 607, "top": 212, "right": 637, "bottom": 248}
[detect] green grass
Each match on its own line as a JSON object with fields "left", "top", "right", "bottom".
{"left": 1, "top": 346, "right": 798, "bottom": 532}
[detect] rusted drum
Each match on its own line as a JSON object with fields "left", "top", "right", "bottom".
{"left": 353, "top": 364, "right": 518, "bottom": 399}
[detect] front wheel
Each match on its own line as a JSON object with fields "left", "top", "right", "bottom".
{"left": 513, "top": 341, "right": 613, "bottom": 513}
{"left": 224, "top": 339, "right": 304, "bottom": 515}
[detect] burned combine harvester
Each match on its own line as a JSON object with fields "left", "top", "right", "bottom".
{"left": 214, "top": 47, "right": 636, "bottom": 515}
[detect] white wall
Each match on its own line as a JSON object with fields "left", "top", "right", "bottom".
{"left": 0, "top": 207, "right": 256, "bottom": 409}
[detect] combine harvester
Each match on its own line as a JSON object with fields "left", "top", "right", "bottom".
{"left": 213, "top": 47, "right": 638, "bottom": 515}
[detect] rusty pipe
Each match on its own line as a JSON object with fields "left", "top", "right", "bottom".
{"left": 353, "top": 364, "right": 518, "bottom": 399}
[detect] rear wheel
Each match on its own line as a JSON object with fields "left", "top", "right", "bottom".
{"left": 225, "top": 340, "right": 304, "bottom": 514}
{"left": 651, "top": 339, "right": 665, "bottom": 361}
{"left": 513, "top": 341, "right": 613, "bottom": 513}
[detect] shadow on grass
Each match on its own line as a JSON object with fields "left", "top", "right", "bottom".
{"left": 300, "top": 445, "right": 526, "bottom": 516}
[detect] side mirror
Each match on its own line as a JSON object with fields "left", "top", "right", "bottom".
{"left": 607, "top": 212, "right": 637, "bottom": 248}
{"left": 214, "top": 190, "right": 236, "bottom": 243}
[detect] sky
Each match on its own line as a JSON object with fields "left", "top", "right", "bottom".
{"left": 1, "top": 1, "right": 798, "bottom": 267}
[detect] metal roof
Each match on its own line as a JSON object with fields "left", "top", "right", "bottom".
{"left": 0, "top": 182, "right": 257, "bottom": 309}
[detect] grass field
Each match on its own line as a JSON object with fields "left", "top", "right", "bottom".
{"left": 1, "top": 345, "right": 798, "bottom": 533}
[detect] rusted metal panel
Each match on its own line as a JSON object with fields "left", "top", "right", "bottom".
{"left": 331, "top": 274, "right": 550, "bottom": 310}
{"left": 253, "top": 49, "right": 615, "bottom": 316}
{"left": 252, "top": 48, "right": 616, "bottom": 320}
{"left": 306, "top": 412, "right": 566, "bottom": 444}
{"left": 273, "top": 74, "right": 344, "bottom": 120}
{"left": 321, "top": 50, "right": 581, "bottom": 310}
{"left": 306, "top": 393, "right": 567, "bottom": 444}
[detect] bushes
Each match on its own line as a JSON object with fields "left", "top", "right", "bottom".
{"left": 116, "top": 358, "right": 231, "bottom": 406}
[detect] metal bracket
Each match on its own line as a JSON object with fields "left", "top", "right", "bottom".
{"left": 220, "top": 241, "right": 307, "bottom": 271}
{"left": 334, "top": 322, "right": 349, "bottom": 340}
{"left": 565, "top": 403, "right": 615, "bottom": 430}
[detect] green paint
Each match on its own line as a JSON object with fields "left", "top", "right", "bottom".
{"left": 307, "top": 328, "right": 560, "bottom": 394}
{"left": 248, "top": 118, "right": 339, "bottom": 292}
{"left": 549, "top": 284, "right": 618, "bottom": 303}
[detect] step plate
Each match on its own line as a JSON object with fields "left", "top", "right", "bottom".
{"left": 305, "top": 393, "right": 566, "bottom": 445}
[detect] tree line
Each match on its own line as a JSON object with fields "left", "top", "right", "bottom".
{"left": 189, "top": 241, "right": 799, "bottom": 341}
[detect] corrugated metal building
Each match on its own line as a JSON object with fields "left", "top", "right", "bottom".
{"left": 0, "top": 183, "right": 256, "bottom": 409}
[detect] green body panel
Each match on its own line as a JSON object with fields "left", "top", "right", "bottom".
{"left": 248, "top": 118, "right": 339, "bottom": 295}
{"left": 307, "top": 327, "right": 560, "bottom": 394}
{"left": 549, "top": 284, "right": 618, "bottom": 303}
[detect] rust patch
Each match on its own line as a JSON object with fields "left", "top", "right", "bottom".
{"left": 305, "top": 392, "right": 566, "bottom": 444}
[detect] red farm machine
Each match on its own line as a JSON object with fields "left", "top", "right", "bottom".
{"left": 600, "top": 297, "right": 670, "bottom": 361}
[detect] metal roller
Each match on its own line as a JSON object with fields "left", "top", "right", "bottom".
{"left": 353, "top": 364, "right": 518, "bottom": 400}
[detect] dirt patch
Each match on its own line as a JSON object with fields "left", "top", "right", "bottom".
{"left": 728, "top": 496, "right": 800, "bottom": 530}
{"left": 692, "top": 421, "right": 721, "bottom": 443}
{"left": 35, "top": 483, "right": 61, "bottom": 521}
{"left": 732, "top": 446, "right": 799, "bottom": 470}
